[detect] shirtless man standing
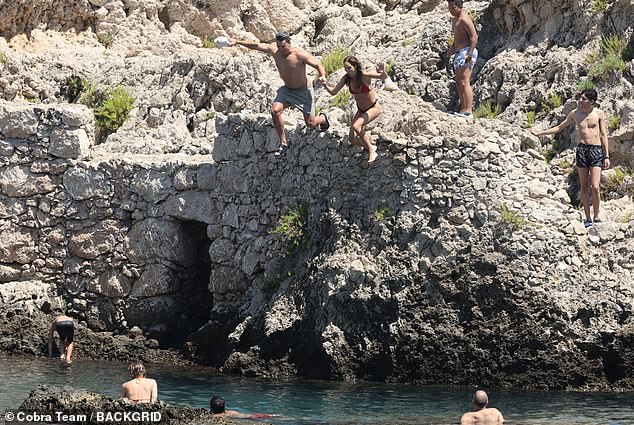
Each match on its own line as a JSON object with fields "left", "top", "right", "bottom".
{"left": 460, "top": 390, "right": 504, "bottom": 424}
{"left": 447, "top": 0, "right": 478, "bottom": 117}
{"left": 530, "top": 88, "right": 610, "bottom": 227}
{"left": 228, "top": 32, "right": 329, "bottom": 155}
{"left": 121, "top": 362, "right": 158, "bottom": 403}
{"left": 48, "top": 314, "right": 75, "bottom": 364}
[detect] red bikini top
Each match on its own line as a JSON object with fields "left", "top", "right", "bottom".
{"left": 347, "top": 78, "right": 371, "bottom": 94}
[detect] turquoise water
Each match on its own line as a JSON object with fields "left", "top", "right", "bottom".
{"left": 0, "top": 354, "right": 633, "bottom": 424}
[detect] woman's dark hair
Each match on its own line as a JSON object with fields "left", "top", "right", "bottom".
{"left": 343, "top": 55, "right": 363, "bottom": 92}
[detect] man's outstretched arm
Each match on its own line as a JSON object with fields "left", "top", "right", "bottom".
{"left": 228, "top": 38, "right": 275, "bottom": 54}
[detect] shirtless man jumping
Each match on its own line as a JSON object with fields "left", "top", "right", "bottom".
{"left": 228, "top": 32, "right": 329, "bottom": 155}
{"left": 460, "top": 390, "right": 504, "bottom": 424}
{"left": 530, "top": 88, "right": 610, "bottom": 227}
{"left": 447, "top": 0, "right": 478, "bottom": 117}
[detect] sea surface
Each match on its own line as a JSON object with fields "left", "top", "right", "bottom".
{"left": 0, "top": 353, "right": 632, "bottom": 424}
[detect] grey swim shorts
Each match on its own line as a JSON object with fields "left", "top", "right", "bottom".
{"left": 273, "top": 86, "right": 315, "bottom": 116}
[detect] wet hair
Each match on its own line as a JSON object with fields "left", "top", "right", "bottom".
{"left": 580, "top": 88, "right": 598, "bottom": 103}
{"left": 210, "top": 396, "right": 226, "bottom": 414}
{"left": 343, "top": 55, "right": 363, "bottom": 92}
{"left": 449, "top": 0, "right": 464, "bottom": 7}
{"left": 472, "top": 390, "right": 489, "bottom": 409}
{"left": 129, "top": 361, "right": 146, "bottom": 378}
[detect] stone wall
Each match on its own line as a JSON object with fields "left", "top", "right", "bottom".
{"left": 2, "top": 97, "right": 634, "bottom": 389}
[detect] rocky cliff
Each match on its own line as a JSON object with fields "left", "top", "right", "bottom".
{"left": 1, "top": 0, "right": 633, "bottom": 390}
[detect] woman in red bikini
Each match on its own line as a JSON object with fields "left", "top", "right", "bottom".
{"left": 321, "top": 56, "right": 387, "bottom": 163}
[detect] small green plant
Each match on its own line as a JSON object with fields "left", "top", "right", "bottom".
{"left": 467, "top": 9, "right": 479, "bottom": 22}
{"left": 62, "top": 75, "right": 90, "bottom": 103}
{"left": 79, "top": 82, "right": 102, "bottom": 108}
{"left": 608, "top": 114, "right": 621, "bottom": 131}
{"left": 591, "top": 0, "right": 611, "bottom": 14}
{"left": 576, "top": 79, "right": 595, "bottom": 91}
{"left": 589, "top": 54, "right": 627, "bottom": 81}
{"left": 542, "top": 146, "right": 556, "bottom": 164}
{"left": 94, "top": 85, "right": 135, "bottom": 135}
{"left": 330, "top": 90, "right": 351, "bottom": 109}
{"left": 0, "top": 51, "right": 9, "bottom": 65}
{"left": 385, "top": 58, "right": 396, "bottom": 78}
{"left": 322, "top": 45, "right": 349, "bottom": 76}
{"left": 601, "top": 166, "right": 633, "bottom": 198}
{"left": 499, "top": 203, "right": 526, "bottom": 230}
{"left": 260, "top": 271, "right": 291, "bottom": 300}
{"left": 204, "top": 111, "right": 216, "bottom": 120}
{"left": 549, "top": 93, "right": 562, "bottom": 108}
{"left": 201, "top": 36, "right": 214, "bottom": 48}
{"left": 405, "top": 86, "right": 417, "bottom": 96}
{"left": 270, "top": 208, "right": 306, "bottom": 248}
{"left": 474, "top": 100, "right": 501, "bottom": 119}
{"left": 402, "top": 38, "right": 415, "bottom": 48}
{"left": 98, "top": 33, "right": 114, "bottom": 48}
{"left": 372, "top": 205, "right": 389, "bottom": 221}
{"left": 526, "top": 110, "right": 536, "bottom": 128}
{"left": 560, "top": 159, "right": 574, "bottom": 174}
{"left": 622, "top": 212, "right": 632, "bottom": 223}
{"left": 24, "top": 96, "right": 38, "bottom": 103}
{"left": 600, "top": 34, "right": 628, "bottom": 58}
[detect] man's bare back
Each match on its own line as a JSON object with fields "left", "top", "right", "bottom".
{"left": 460, "top": 407, "right": 504, "bottom": 424}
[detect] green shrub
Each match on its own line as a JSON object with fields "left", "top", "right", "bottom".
{"left": 94, "top": 85, "right": 135, "bottom": 135}
{"left": 601, "top": 166, "right": 633, "bottom": 198}
{"left": 526, "top": 110, "right": 536, "bottom": 128}
{"left": 589, "top": 54, "right": 627, "bottom": 81}
{"left": 608, "top": 114, "right": 621, "bottom": 131}
{"left": 402, "top": 38, "right": 415, "bottom": 48}
{"left": 260, "top": 271, "right": 291, "bottom": 300}
{"left": 591, "top": 0, "right": 611, "bottom": 14}
{"left": 474, "top": 100, "right": 501, "bottom": 119}
{"left": 270, "top": 208, "right": 306, "bottom": 248}
{"left": 499, "top": 203, "right": 526, "bottom": 230}
{"left": 576, "top": 79, "right": 595, "bottom": 91}
{"left": 549, "top": 93, "right": 562, "bottom": 108}
{"left": 201, "top": 36, "right": 214, "bottom": 48}
{"left": 600, "top": 34, "right": 627, "bottom": 57}
{"left": 330, "top": 90, "right": 351, "bottom": 109}
{"left": 0, "top": 51, "right": 9, "bottom": 65}
{"left": 372, "top": 205, "right": 390, "bottom": 221}
{"left": 322, "top": 45, "right": 349, "bottom": 76}
{"left": 62, "top": 75, "right": 90, "bottom": 103}
{"left": 98, "top": 33, "right": 114, "bottom": 48}
{"left": 622, "top": 212, "right": 632, "bottom": 223}
{"left": 204, "top": 111, "right": 216, "bottom": 120}
{"left": 79, "top": 83, "right": 103, "bottom": 108}
{"left": 385, "top": 58, "right": 396, "bottom": 78}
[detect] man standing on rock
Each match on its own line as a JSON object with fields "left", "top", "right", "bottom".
{"left": 228, "top": 32, "right": 330, "bottom": 156}
{"left": 447, "top": 0, "right": 478, "bottom": 117}
{"left": 460, "top": 390, "right": 504, "bottom": 424}
{"left": 529, "top": 88, "right": 610, "bottom": 227}
{"left": 48, "top": 314, "right": 75, "bottom": 364}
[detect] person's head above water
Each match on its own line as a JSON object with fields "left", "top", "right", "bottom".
{"left": 129, "top": 361, "right": 146, "bottom": 379}
{"left": 210, "top": 396, "right": 226, "bottom": 414}
{"left": 472, "top": 390, "right": 489, "bottom": 409}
